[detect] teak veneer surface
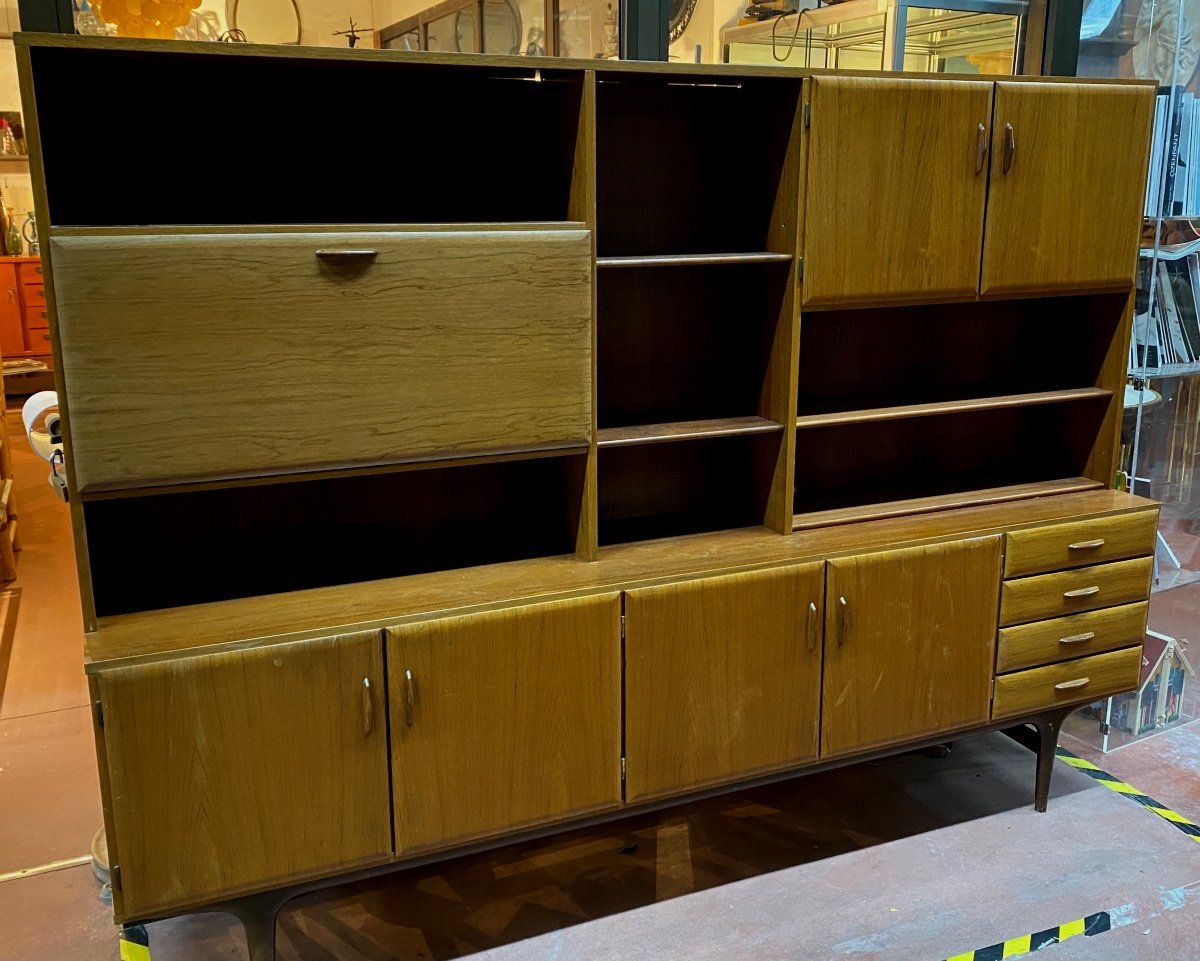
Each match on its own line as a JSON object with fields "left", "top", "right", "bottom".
{"left": 85, "top": 490, "right": 1156, "bottom": 671}
{"left": 51, "top": 227, "right": 593, "bottom": 491}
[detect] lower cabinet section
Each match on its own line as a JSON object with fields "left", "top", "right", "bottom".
{"left": 386, "top": 594, "right": 623, "bottom": 853}
{"left": 992, "top": 646, "right": 1143, "bottom": 719}
{"left": 623, "top": 564, "right": 824, "bottom": 802}
{"left": 822, "top": 537, "right": 1002, "bottom": 757}
{"left": 96, "top": 631, "right": 392, "bottom": 920}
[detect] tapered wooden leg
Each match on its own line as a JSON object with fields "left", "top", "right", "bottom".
{"left": 1033, "top": 709, "right": 1073, "bottom": 813}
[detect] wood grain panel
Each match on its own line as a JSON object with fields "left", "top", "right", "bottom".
{"left": 981, "top": 82, "right": 1154, "bottom": 294}
{"left": 802, "top": 76, "right": 992, "bottom": 306}
{"left": 85, "top": 490, "right": 1157, "bottom": 671}
{"left": 387, "top": 594, "right": 621, "bottom": 854}
{"left": 999, "top": 556, "right": 1153, "bottom": 626}
{"left": 96, "top": 630, "right": 391, "bottom": 918}
{"left": 51, "top": 226, "right": 593, "bottom": 491}
{"left": 992, "top": 646, "right": 1143, "bottom": 719}
{"left": 1004, "top": 508, "right": 1159, "bottom": 577}
{"left": 822, "top": 537, "right": 1001, "bottom": 757}
{"left": 996, "top": 601, "right": 1148, "bottom": 673}
{"left": 624, "top": 563, "right": 824, "bottom": 802}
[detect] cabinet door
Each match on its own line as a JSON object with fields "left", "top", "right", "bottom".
{"left": 802, "top": 76, "right": 993, "bottom": 307}
{"left": 96, "top": 631, "right": 391, "bottom": 919}
{"left": 823, "top": 537, "right": 1001, "bottom": 758}
{"left": 624, "top": 564, "right": 824, "bottom": 802}
{"left": 387, "top": 594, "right": 622, "bottom": 854}
{"left": 980, "top": 82, "right": 1154, "bottom": 295}
{"left": 0, "top": 263, "right": 24, "bottom": 357}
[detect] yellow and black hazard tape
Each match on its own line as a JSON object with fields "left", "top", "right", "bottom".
{"left": 942, "top": 911, "right": 1113, "bottom": 961}
{"left": 1055, "top": 746, "right": 1200, "bottom": 842}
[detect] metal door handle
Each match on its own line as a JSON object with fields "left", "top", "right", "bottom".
{"left": 837, "top": 596, "right": 848, "bottom": 646}
{"left": 404, "top": 669, "right": 415, "bottom": 727}
{"left": 315, "top": 249, "right": 379, "bottom": 260}
{"left": 975, "top": 122, "right": 988, "bottom": 174}
{"left": 806, "top": 601, "right": 819, "bottom": 651}
{"left": 1063, "top": 586, "right": 1101, "bottom": 598}
{"left": 1068, "top": 539, "right": 1105, "bottom": 551}
{"left": 1054, "top": 677, "right": 1090, "bottom": 691}
{"left": 361, "top": 677, "right": 373, "bottom": 735}
{"left": 1002, "top": 122, "right": 1015, "bottom": 173}
{"left": 1059, "top": 631, "right": 1096, "bottom": 645}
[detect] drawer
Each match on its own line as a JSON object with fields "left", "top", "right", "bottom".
{"left": 996, "top": 601, "right": 1148, "bottom": 673}
{"left": 22, "top": 285, "right": 45, "bottom": 308}
{"left": 992, "top": 646, "right": 1142, "bottom": 719}
{"left": 1004, "top": 509, "right": 1159, "bottom": 577}
{"left": 50, "top": 225, "right": 593, "bottom": 491}
{"left": 26, "top": 326, "right": 51, "bottom": 352}
{"left": 999, "top": 556, "right": 1152, "bottom": 627}
{"left": 24, "top": 306, "right": 48, "bottom": 330}
{"left": 17, "top": 262, "right": 43, "bottom": 285}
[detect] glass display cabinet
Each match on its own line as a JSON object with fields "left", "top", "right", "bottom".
{"left": 722, "top": 0, "right": 1027, "bottom": 74}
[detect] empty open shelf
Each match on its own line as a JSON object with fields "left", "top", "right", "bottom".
{"left": 597, "top": 253, "right": 793, "bottom": 268}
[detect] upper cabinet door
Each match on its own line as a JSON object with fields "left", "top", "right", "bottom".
{"left": 97, "top": 631, "right": 392, "bottom": 920}
{"left": 823, "top": 537, "right": 1001, "bottom": 758}
{"left": 624, "top": 563, "right": 825, "bottom": 803}
{"left": 802, "top": 76, "right": 993, "bottom": 307}
{"left": 387, "top": 595, "right": 622, "bottom": 854}
{"left": 981, "top": 82, "right": 1155, "bottom": 295}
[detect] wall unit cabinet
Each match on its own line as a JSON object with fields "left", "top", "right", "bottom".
{"left": 17, "top": 35, "right": 1158, "bottom": 957}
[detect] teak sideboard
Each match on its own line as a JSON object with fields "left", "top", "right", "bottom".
{"left": 16, "top": 33, "right": 1159, "bottom": 956}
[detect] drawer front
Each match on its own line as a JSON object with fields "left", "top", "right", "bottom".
{"left": 26, "top": 326, "right": 51, "bottom": 352}
{"left": 51, "top": 226, "right": 593, "bottom": 490}
{"left": 22, "top": 285, "right": 45, "bottom": 308}
{"left": 1000, "top": 556, "right": 1152, "bottom": 627}
{"left": 18, "top": 262, "right": 43, "bottom": 285}
{"left": 24, "top": 306, "right": 48, "bottom": 330}
{"left": 992, "top": 646, "right": 1142, "bottom": 719}
{"left": 1005, "top": 509, "right": 1158, "bottom": 577}
{"left": 996, "top": 601, "right": 1148, "bottom": 673}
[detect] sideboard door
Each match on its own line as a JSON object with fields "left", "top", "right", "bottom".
{"left": 822, "top": 537, "right": 1001, "bottom": 758}
{"left": 387, "top": 594, "right": 622, "bottom": 854}
{"left": 96, "top": 630, "right": 392, "bottom": 920}
{"left": 624, "top": 563, "right": 825, "bottom": 803}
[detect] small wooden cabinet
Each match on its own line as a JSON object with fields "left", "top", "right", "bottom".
{"left": 821, "top": 537, "right": 1002, "bottom": 757}
{"left": 386, "top": 595, "right": 623, "bottom": 853}
{"left": 624, "top": 564, "right": 824, "bottom": 802}
{"left": 95, "top": 631, "right": 392, "bottom": 919}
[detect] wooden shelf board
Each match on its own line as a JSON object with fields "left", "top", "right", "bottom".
{"left": 0, "top": 155, "right": 29, "bottom": 163}
{"left": 794, "top": 388, "right": 1113, "bottom": 431}
{"left": 596, "top": 252, "right": 793, "bottom": 268}
{"left": 78, "top": 439, "right": 591, "bottom": 502}
{"left": 792, "top": 477, "right": 1105, "bottom": 532}
{"left": 597, "top": 416, "right": 784, "bottom": 448}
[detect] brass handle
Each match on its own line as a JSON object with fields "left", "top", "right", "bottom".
{"left": 975, "top": 122, "right": 988, "bottom": 174}
{"left": 1063, "top": 586, "right": 1101, "bottom": 599}
{"left": 404, "top": 669, "right": 415, "bottom": 727}
{"left": 806, "top": 601, "right": 819, "bottom": 651}
{"left": 1054, "top": 676, "right": 1091, "bottom": 691}
{"left": 6, "top": 287, "right": 12, "bottom": 303}
{"left": 1059, "top": 631, "right": 1096, "bottom": 645}
{"left": 315, "top": 249, "right": 379, "bottom": 260}
{"left": 1002, "top": 122, "right": 1015, "bottom": 173}
{"left": 837, "top": 596, "right": 848, "bottom": 646}
{"left": 361, "top": 677, "right": 373, "bottom": 735}
{"left": 1068, "top": 539, "right": 1105, "bottom": 551}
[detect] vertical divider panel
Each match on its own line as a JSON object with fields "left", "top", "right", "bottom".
{"left": 761, "top": 80, "right": 807, "bottom": 535}
{"left": 1085, "top": 288, "right": 1138, "bottom": 488}
{"left": 569, "top": 71, "right": 599, "bottom": 560}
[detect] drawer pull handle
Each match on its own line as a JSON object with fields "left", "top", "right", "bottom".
{"left": 1063, "top": 586, "right": 1101, "bottom": 599}
{"left": 361, "top": 677, "right": 373, "bottom": 735}
{"left": 806, "top": 601, "right": 819, "bottom": 651}
{"left": 404, "top": 669, "right": 415, "bottom": 727}
{"left": 1068, "top": 538, "right": 1106, "bottom": 551}
{"left": 315, "top": 249, "right": 379, "bottom": 260}
{"left": 975, "top": 122, "right": 988, "bottom": 174}
{"left": 1002, "top": 122, "right": 1015, "bottom": 173}
{"left": 837, "top": 596, "right": 848, "bottom": 646}
{"left": 1054, "top": 676, "right": 1091, "bottom": 691}
{"left": 1059, "top": 631, "right": 1096, "bottom": 645}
